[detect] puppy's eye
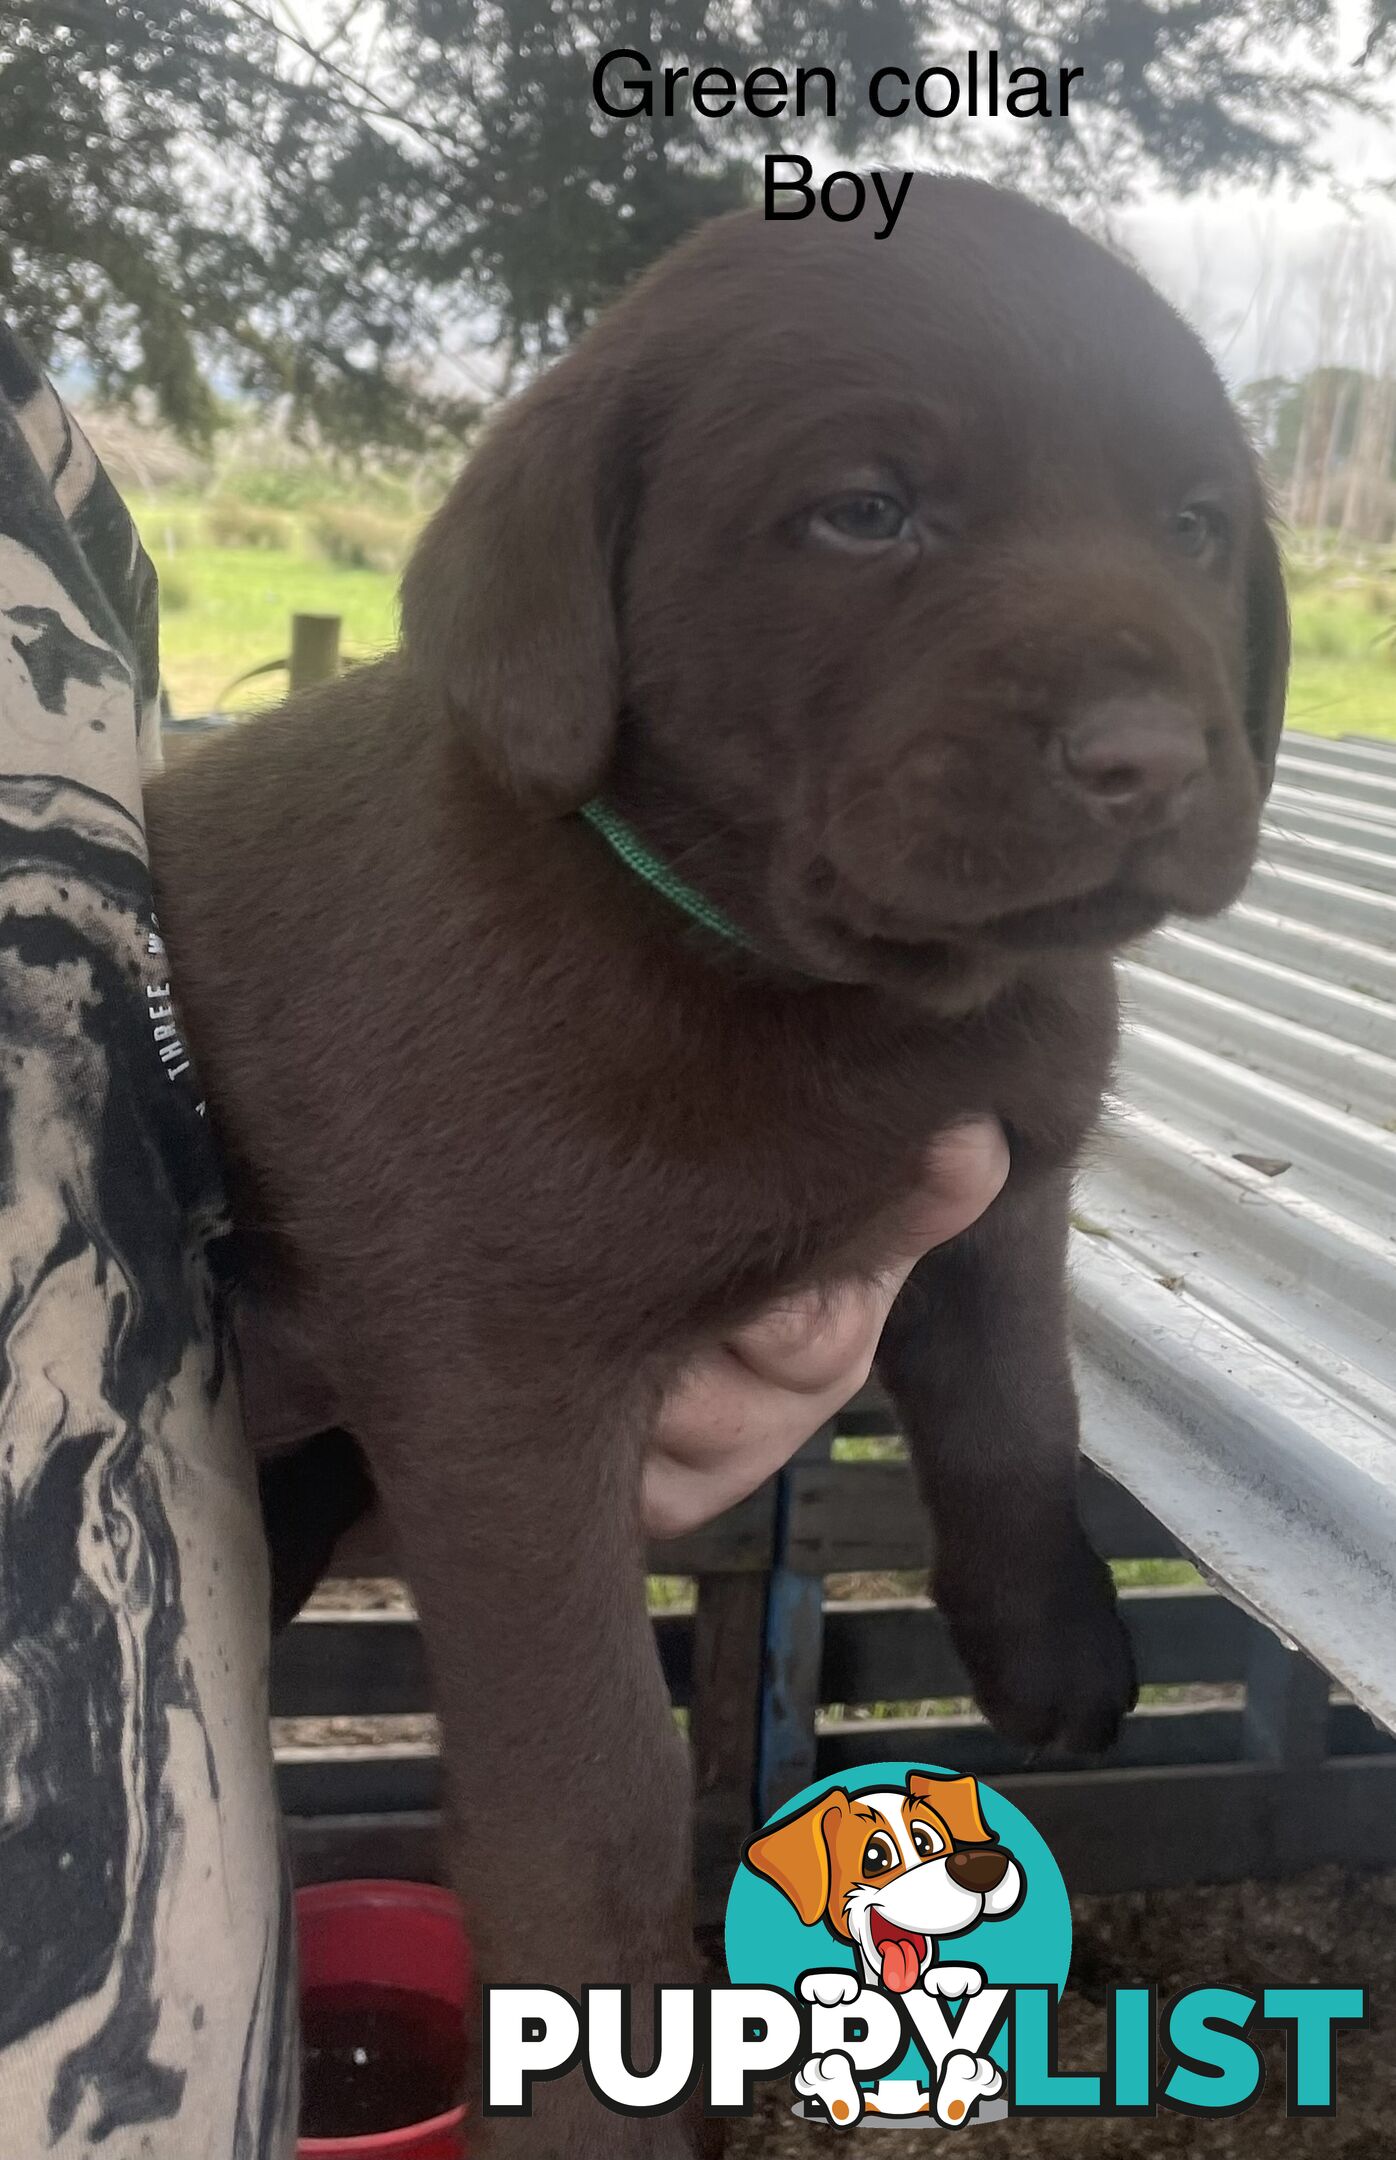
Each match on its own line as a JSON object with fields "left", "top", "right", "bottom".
{"left": 1172, "top": 502, "right": 1229, "bottom": 561}
{"left": 911, "top": 1822, "right": 945, "bottom": 1860}
{"left": 810, "top": 492, "right": 912, "bottom": 549}
{"left": 863, "top": 1833, "right": 898, "bottom": 1876}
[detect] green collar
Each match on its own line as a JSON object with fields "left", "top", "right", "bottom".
{"left": 578, "top": 799, "right": 757, "bottom": 953}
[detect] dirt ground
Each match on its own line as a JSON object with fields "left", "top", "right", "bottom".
{"left": 720, "top": 1868, "right": 1395, "bottom": 2158}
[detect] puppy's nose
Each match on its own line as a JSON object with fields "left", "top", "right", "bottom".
{"left": 946, "top": 1846, "right": 1010, "bottom": 1893}
{"left": 1056, "top": 695, "right": 1207, "bottom": 827}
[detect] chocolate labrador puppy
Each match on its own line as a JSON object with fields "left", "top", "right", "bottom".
{"left": 146, "top": 177, "right": 1286, "bottom": 2153}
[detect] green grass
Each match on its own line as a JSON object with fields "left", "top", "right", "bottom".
{"left": 1286, "top": 652, "right": 1394, "bottom": 741}
{"left": 129, "top": 488, "right": 411, "bottom": 716}
{"left": 153, "top": 544, "right": 400, "bottom": 713}
{"left": 1286, "top": 550, "right": 1396, "bottom": 740}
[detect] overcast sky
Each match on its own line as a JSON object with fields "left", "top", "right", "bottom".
{"left": 1120, "top": 17, "right": 1396, "bottom": 389}
{"left": 1123, "top": 195, "right": 1395, "bottom": 387}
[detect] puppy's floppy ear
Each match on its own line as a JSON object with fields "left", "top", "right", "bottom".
{"left": 744, "top": 1791, "right": 850, "bottom": 1925}
{"left": 908, "top": 1771, "right": 992, "bottom": 1847}
{"left": 1243, "top": 506, "right": 1289, "bottom": 786}
{"left": 400, "top": 364, "right": 627, "bottom": 811}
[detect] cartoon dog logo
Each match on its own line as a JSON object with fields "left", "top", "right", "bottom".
{"left": 745, "top": 1770, "right": 1024, "bottom": 2129}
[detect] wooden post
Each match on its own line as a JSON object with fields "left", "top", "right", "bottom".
{"left": 1243, "top": 1628, "right": 1331, "bottom": 1768}
{"left": 690, "top": 1574, "right": 769, "bottom": 1924}
{"left": 757, "top": 1424, "right": 836, "bottom": 1821}
{"left": 289, "top": 612, "right": 341, "bottom": 694}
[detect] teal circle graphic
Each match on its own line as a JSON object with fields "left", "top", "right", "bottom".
{"left": 724, "top": 1761, "right": 1071, "bottom": 2085}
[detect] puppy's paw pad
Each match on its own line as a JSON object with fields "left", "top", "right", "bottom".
{"left": 799, "top": 1970, "right": 862, "bottom": 2009}
{"left": 922, "top": 1963, "right": 984, "bottom": 1999}
{"left": 795, "top": 2051, "right": 864, "bottom": 2127}
{"left": 935, "top": 2049, "right": 1003, "bottom": 2128}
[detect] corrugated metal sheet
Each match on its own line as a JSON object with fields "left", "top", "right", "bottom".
{"left": 1073, "top": 731, "right": 1396, "bottom": 1733}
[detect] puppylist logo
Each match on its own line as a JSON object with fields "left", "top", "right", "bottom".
{"left": 725, "top": 1763, "right": 1366, "bottom": 2130}
{"left": 730, "top": 1765, "right": 1039, "bottom": 2126}
{"left": 483, "top": 1762, "right": 1366, "bottom": 2126}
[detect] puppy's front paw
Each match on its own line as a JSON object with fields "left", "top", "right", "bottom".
{"left": 795, "top": 2050, "right": 864, "bottom": 2127}
{"left": 935, "top": 2049, "right": 1002, "bottom": 2127}
{"left": 922, "top": 1963, "right": 984, "bottom": 1999}
{"left": 799, "top": 1970, "right": 862, "bottom": 2009}
{"left": 943, "top": 1541, "right": 1137, "bottom": 1755}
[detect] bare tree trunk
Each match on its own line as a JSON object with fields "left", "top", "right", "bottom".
{"left": 1287, "top": 396, "right": 1314, "bottom": 528}
{"left": 1340, "top": 374, "right": 1396, "bottom": 540}
{"left": 1291, "top": 372, "right": 1340, "bottom": 529}
{"left": 1319, "top": 375, "right": 1355, "bottom": 531}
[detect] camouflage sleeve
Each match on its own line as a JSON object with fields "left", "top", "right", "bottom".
{"left": 0, "top": 328, "right": 296, "bottom": 2157}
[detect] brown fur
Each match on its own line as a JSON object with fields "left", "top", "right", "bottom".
{"left": 145, "top": 179, "right": 1287, "bottom": 2155}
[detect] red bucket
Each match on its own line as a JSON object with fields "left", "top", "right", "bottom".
{"left": 296, "top": 1880, "right": 470, "bottom": 2160}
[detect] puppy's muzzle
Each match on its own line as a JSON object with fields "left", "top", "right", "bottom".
{"left": 945, "top": 1846, "right": 1011, "bottom": 1894}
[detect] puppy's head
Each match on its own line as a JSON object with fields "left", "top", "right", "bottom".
{"left": 744, "top": 1772, "right": 1023, "bottom": 1992}
{"left": 403, "top": 180, "right": 1287, "bottom": 1000}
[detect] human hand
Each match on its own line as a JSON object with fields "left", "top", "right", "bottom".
{"left": 642, "top": 1118, "right": 1010, "bottom": 1539}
